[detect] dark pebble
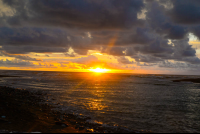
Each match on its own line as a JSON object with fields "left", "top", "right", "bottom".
{"left": 95, "top": 126, "right": 105, "bottom": 133}
{"left": 79, "top": 126, "right": 85, "bottom": 131}
{"left": 55, "top": 122, "right": 68, "bottom": 128}
{"left": 0, "top": 119, "right": 8, "bottom": 123}
{"left": 75, "top": 124, "right": 80, "bottom": 129}
{"left": 69, "top": 121, "right": 76, "bottom": 125}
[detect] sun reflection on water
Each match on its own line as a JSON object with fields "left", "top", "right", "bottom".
{"left": 62, "top": 72, "right": 124, "bottom": 112}
{"left": 87, "top": 99, "right": 107, "bottom": 111}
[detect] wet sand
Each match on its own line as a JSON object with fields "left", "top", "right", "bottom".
{"left": 0, "top": 86, "right": 87, "bottom": 133}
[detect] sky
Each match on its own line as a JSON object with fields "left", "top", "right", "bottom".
{"left": 1, "top": 0, "right": 200, "bottom": 75}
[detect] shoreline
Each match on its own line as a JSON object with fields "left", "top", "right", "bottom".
{"left": 0, "top": 86, "right": 144, "bottom": 133}
{"left": 0, "top": 86, "right": 87, "bottom": 133}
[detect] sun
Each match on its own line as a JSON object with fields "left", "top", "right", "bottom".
{"left": 89, "top": 68, "right": 109, "bottom": 73}
{"left": 94, "top": 68, "right": 105, "bottom": 73}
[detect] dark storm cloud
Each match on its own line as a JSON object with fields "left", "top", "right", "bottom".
{"left": 133, "top": 38, "right": 200, "bottom": 64}
{"left": 172, "top": 39, "right": 196, "bottom": 57}
{"left": 124, "top": 47, "right": 135, "bottom": 56}
{"left": 132, "top": 53, "right": 163, "bottom": 63}
{"left": 189, "top": 25, "right": 200, "bottom": 39}
{"left": 1, "top": 0, "right": 200, "bottom": 68}
{"left": 166, "top": 0, "right": 200, "bottom": 25}
{"left": 2, "top": 0, "right": 144, "bottom": 30}
{"left": 1, "top": 45, "right": 67, "bottom": 54}
{"left": 133, "top": 39, "right": 173, "bottom": 54}
{"left": 183, "top": 57, "right": 200, "bottom": 64}
{"left": 145, "top": 1, "right": 188, "bottom": 40}
{"left": 89, "top": 28, "right": 153, "bottom": 46}
{"left": 102, "top": 47, "right": 126, "bottom": 56}
{"left": 159, "top": 60, "right": 200, "bottom": 69}
{"left": 0, "top": 27, "right": 70, "bottom": 47}
{"left": 159, "top": 60, "right": 188, "bottom": 68}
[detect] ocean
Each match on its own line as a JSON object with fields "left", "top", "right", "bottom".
{"left": 0, "top": 70, "right": 200, "bottom": 133}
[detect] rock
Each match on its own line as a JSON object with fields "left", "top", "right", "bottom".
{"left": 79, "top": 126, "right": 85, "bottom": 131}
{"left": 55, "top": 122, "right": 68, "bottom": 128}
{"left": 1, "top": 116, "right": 6, "bottom": 118}
{"left": 0, "top": 119, "right": 8, "bottom": 123}
{"left": 75, "top": 124, "right": 80, "bottom": 129}
{"left": 84, "top": 117, "right": 91, "bottom": 121}
{"left": 104, "top": 130, "right": 108, "bottom": 133}
{"left": 69, "top": 121, "right": 76, "bottom": 125}
{"left": 96, "top": 126, "right": 104, "bottom": 133}
{"left": 85, "top": 122, "right": 93, "bottom": 127}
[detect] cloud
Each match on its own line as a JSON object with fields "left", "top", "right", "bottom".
{"left": 2, "top": 0, "right": 144, "bottom": 30}
{"left": 117, "top": 56, "right": 134, "bottom": 64}
{"left": 8, "top": 28, "right": 67, "bottom": 47}
{"left": 145, "top": 1, "right": 188, "bottom": 40}
{"left": 0, "top": 51, "right": 42, "bottom": 61}
{"left": 1, "top": 0, "right": 200, "bottom": 72}
{"left": 69, "top": 55, "right": 99, "bottom": 64}
{"left": 2, "top": 45, "right": 67, "bottom": 54}
{"left": 166, "top": 0, "right": 200, "bottom": 25}
{"left": 132, "top": 53, "right": 163, "bottom": 63}
{"left": 159, "top": 60, "right": 200, "bottom": 69}
{"left": 0, "top": 59, "right": 35, "bottom": 67}
{"left": 133, "top": 39, "right": 173, "bottom": 54}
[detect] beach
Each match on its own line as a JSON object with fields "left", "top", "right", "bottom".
{"left": 1, "top": 0, "right": 200, "bottom": 133}
{"left": 1, "top": 71, "right": 200, "bottom": 133}
{"left": 0, "top": 85, "right": 135, "bottom": 133}
{"left": 0, "top": 86, "right": 87, "bottom": 133}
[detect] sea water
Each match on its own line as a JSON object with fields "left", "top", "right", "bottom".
{"left": 0, "top": 70, "right": 200, "bottom": 133}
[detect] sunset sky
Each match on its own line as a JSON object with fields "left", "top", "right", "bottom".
{"left": 1, "top": 0, "right": 200, "bottom": 75}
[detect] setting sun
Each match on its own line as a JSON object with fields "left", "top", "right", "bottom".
{"left": 89, "top": 68, "right": 110, "bottom": 73}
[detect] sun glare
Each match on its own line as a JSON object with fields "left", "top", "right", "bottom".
{"left": 89, "top": 68, "right": 109, "bottom": 73}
